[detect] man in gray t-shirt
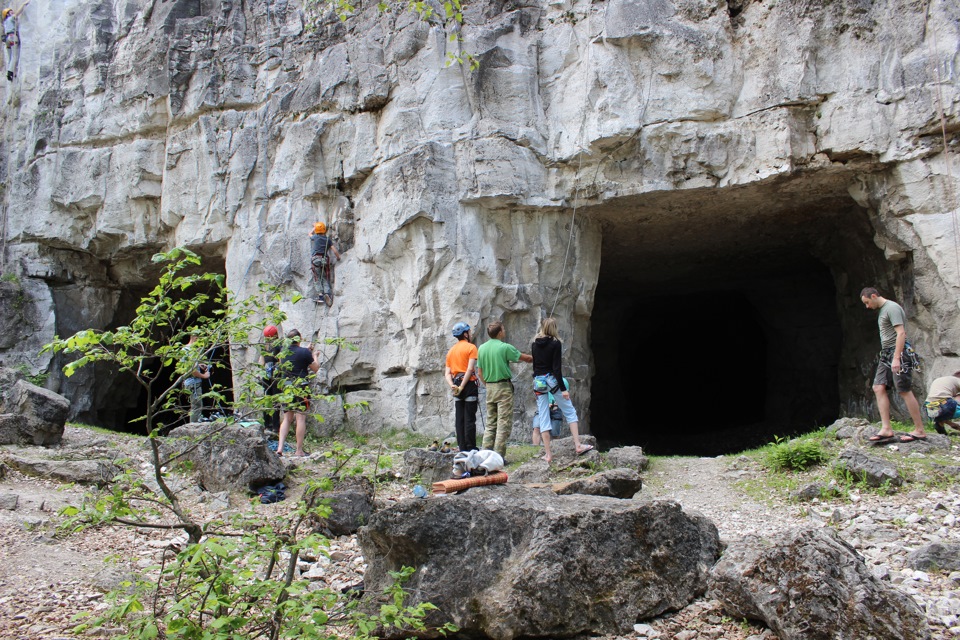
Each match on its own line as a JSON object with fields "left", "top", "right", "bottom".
{"left": 860, "top": 287, "right": 926, "bottom": 443}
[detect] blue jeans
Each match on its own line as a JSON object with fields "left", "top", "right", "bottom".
{"left": 534, "top": 374, "right": 577, "bottom": 431}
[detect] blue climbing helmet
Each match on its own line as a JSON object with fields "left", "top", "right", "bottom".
{"left": 452, "top": 322, "right": 470, "bottom": 338}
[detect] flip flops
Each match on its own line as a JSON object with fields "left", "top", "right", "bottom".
{"left": 868, "top": 434, "right": 896, "bottom": 444}
{"left": 576, "top": 444, "right": 595, "bottom": 455}
{"left": 899, "top": 434, "right": 928, "bottom": 443}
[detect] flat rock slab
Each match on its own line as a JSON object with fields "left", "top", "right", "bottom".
{"left": 553, "top": 467, "right": 641, "bottom": 498}
{"left": 4, "top": 455, "right": 121, "bottom": 486}
{"left": 708, "top": 527, "right": 929, "bottom": 640}
{"left": 359, "top": 484, "right": 720, "bottom": 639}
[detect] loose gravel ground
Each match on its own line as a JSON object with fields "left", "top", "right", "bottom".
{"left": 1, "top": 426, "right": 959, "bottom": 639}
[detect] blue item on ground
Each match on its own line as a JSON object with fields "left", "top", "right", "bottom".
{"left": 257, "top": 482, "right": 286, "bottom": 504}
{"left": 268, "top": 440, "right": 295, "bottom": 454}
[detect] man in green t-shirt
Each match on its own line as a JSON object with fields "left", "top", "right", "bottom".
{"left": 477, "top": 321, "right": 533, "bottom": 459}
{"left": 860, "top": 287, "right": 926, "bottom": 443}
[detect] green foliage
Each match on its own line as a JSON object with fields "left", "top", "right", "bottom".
{"left": 13, "top": 362, "right": 48, "bottom": 386}
{"left": 0, "top": 272, "right": 18, "bottom": 283}
{"left": 73, "top": 495, "right": 452, "bottom": 639}
{"left": 764, "top": 435, "right": 829, "bottom": 472}
{"left": 48, "top": 249, "right": 451, "bottom": 639}
{"left": 303, "top": 1, "right": 479, "bottom": 69}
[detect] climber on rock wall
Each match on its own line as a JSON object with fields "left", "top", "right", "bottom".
{"left": 310, "top": 221, "right": 341, "bottom": 306}
{"left": 2, "top": 1, "right": 27, "bottom": 81}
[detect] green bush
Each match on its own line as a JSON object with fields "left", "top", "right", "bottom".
{"left": 765, "top": 436, "right": 829, "bottom": 471}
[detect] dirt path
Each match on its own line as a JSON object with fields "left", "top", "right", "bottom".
{"left": 642, "top": 455, "right": 808, "bottom": 540}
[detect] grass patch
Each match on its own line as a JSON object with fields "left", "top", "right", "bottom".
{"left": 67, "top": 422, "right": 144, "bottom": 440}
{"left": 765, "top": 435, "right": 829, "bottom": 471}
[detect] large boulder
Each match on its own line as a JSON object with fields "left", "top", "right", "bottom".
{"left": 161, "top": 423, "right": 286, "bottom": 492}
{"left": 0, "top": 374, "right": 70, "bottom": 445}
{"left": 708, "top": 527, "right": 929, "bottom": 640}
{"left": 359, "top": 484, "right": 720, "bottom": 639}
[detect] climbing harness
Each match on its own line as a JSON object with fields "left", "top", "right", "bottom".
{"left": 878, "top": 343, "right": 923, "bottom": 374}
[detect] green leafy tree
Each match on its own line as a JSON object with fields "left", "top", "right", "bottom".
{"left": 46, "top": 248, "right": 450, "bottom": 639}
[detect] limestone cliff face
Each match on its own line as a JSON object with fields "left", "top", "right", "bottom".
{"left": 1, "top": 0, "right": 958, "bottom": 440}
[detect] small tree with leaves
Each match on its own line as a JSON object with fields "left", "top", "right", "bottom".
{"left": 47, "top": 248, "right": 450, "bottom": 639}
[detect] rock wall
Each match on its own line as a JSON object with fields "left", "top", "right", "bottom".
{"left": 0, "top": 0, "right": 958, "bottom": 439}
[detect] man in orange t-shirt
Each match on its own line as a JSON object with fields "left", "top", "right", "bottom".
{"left": 444, "top": 322, "right": 479, "bottom": 451}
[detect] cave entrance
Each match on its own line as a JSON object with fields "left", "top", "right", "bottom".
{"left": 589, "top": 175, "right": 898, "bottom": 455}
{"left": 62, "top": 254, "right": 232, "bottom": 434}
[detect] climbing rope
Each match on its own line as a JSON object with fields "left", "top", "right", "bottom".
{"left": 923, "top": 0, "right": 960, "bottom": 284}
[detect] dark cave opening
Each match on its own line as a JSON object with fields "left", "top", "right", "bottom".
{"left": 588, "top": 177, "right": 899, "bottom": 456}
{"left": 59, "top": 255, "right": 233, "bottom": 434}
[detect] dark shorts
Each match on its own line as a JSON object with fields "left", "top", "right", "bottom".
{"left": 873, "top": 354, "right": 913, "bottom": 393}
{"left": 279, "top": 379, "right": 311, "bottom": 413}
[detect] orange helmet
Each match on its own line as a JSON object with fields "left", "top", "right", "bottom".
{"left": 314, "top": 222, "right": 326, "bottom": 235}
{"left": 263, "top": 325, "right": 278, "bottom": 338}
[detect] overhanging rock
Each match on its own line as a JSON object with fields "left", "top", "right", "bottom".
{"left": 358, "top": 484, "right": 720, "bottom": 639}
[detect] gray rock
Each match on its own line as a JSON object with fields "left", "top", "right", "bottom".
{"left": 402, "top": 448, "right": 456, "bottom": 485}
{"left": 825, "top": 417, "right": 871, "bottom": 440}
{"left": 553, "top": 467, "right": 641, "bottom": 499}
{"left": 510, "top": 457, "right": 552, "bottom": 483}
{"left": 313, "top": 475, "right": 374, "bottom": 536}
{"left": 605, "top": 446, "right": 650, "bottom": 472}
{"left": 709, "top": 527, "right": 929, "bottom": 640}
{"left": 198, "top": 490, "right": 231, "bottom": 511}
{"left": 4, "top": 455, "right": 121, "bottom": 486}
{"left": 0, "top": 378, "right": 70, "bottom": 445}
{"left": 90, "top": 565, "right": 135, "bottom": 593}
{"left": 0, "top": 493, "right": 18, "bottom": 510}
{"left": 907, "top": 543, "right": 960, "bottom": 573}
{"left": 791, "top": 482, "right": 825, "bottom": 502}
{"left": 359, "top": 485, "right": 720, "bottom": 639}
{"left": 836, "top": 448, "right": 903, "bottom": 488}
{"left": 545, "top": 435, "right": 599, "bottom": 469}
{"left": 161, "top": 423, "right": 286, "bottom": 492}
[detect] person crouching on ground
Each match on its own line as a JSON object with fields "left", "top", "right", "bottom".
{"left": 276, "top": 329, "right": 320, "bottom": 457}
{"left": 444, "top": 322, "right": 479, "bottom": 452}
{"left": 531, "top": 318, "right": 592, "bottom": 458}
{"left": 924, "top": 371, "right": 960, "bottom": 435}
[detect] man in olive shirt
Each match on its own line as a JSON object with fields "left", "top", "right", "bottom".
{"left": 477, "top": 321, "right": 532, "bottom": 459}
{"left": 860, "top": 287, "right": 926, "bottom": 442}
